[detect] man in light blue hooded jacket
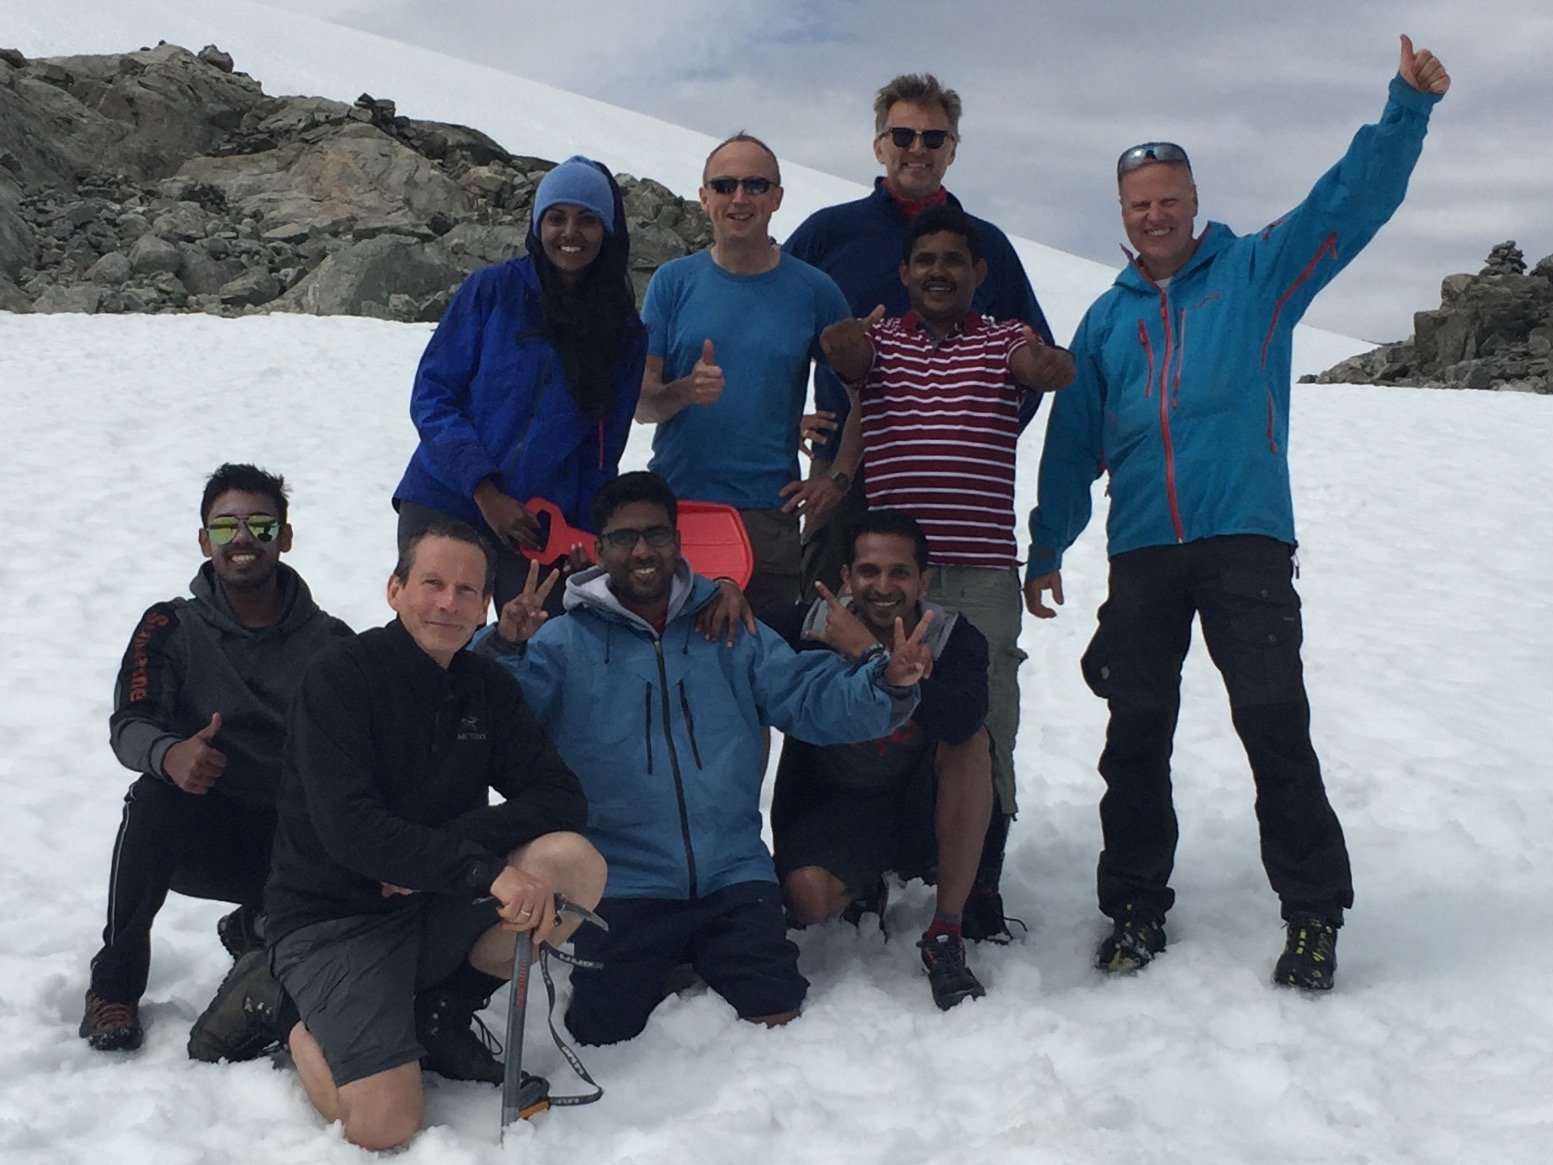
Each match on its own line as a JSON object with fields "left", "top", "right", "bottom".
{"left": 479, "top": 471, "right": 932, "bottom": 1042}
{"left": 1024, "top": 36, "right": 1450, "bottom": 992}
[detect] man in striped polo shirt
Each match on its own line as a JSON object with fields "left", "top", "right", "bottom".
{"left": 819, "top": 204, "right": 1074, "bottom": 923}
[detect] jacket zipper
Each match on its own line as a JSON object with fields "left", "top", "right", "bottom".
{"left": 642, "top": 682, "right": 653, "bottom": 772}
{"left": 653, "top": 640, "right": 699, "bottom": 898}
{"left": 1143, "top": 300, "right": 1186, "bottom": 543}
{"left": 677, "top": 680, "right": 704, "bottom": 768}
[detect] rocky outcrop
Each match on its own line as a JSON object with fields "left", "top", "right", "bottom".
{"left": 1302, "top": 242, "right": 1553, "bottom": 394}
{"left": 0, "top": 43, "right": 712, "bottom": 319}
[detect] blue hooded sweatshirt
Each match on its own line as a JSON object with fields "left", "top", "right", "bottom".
{"left": 392, "top": 165, "right": 646, "bottom": 532}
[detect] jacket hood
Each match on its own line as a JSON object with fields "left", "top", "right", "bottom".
{"left": 561, "top": 558, "right": 714, "bottom": 633}
{"left": 798, "top": 595, "right": 959, "bottom": 660}
{"left": 1115, "top": 220, "right": 1235, "bottom": 294}
{"left": 188, "top": 561, "right": 319, "bottom": 637}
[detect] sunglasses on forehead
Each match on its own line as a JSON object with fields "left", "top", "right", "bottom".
{"left": 1117, "top": 141, "right": 1192, "bottom": 178}
{"left": 705, "top": 176, "right": 775, "bottom": 196}
{"left": 880, "top": 127, "right": 953, "bottom": 150}
{"left": 205, "top": 514, "right": 281, "bottom": 544}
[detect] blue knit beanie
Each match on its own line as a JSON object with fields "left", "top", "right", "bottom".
{"left": 532, "top": 155, "right": 616, "bottom": 234}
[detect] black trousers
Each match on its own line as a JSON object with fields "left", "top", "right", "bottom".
{"left": 89, "top": 774, "right": 275, "bottom": 1003}
{"left": 1081, "top": 536, "right": 1353, "bottom": 924}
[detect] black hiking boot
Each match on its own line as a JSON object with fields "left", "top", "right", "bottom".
{"left": 1095, "top": 907, "right": 1167, "bottom": 973}
{"left": 80, "top": 992, "right": 144, "bottom": 1052}
{"left": 187, "top": 948, "right": 285, "bottom": 1062}
{"left": 1273, "top": 915, "right": 1339, "bottom": 991}
{"left": 216, "top": 905, "right": 264, "bottom": 961}
{"left": 961, "top": 884, "right": 1027, "bottom": 945}
{"left": 840, "top": 877, "right": 889, "bottom": 933}
{"left": 414, "top": 988, "right": 503, "bottom": 1084}
{"left": 917, "top": 933, "right": 986, "bottom": 1011}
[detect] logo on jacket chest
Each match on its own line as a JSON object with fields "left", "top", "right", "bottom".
{"left": 456, "top": 714, "right": 486, "bottom": 742}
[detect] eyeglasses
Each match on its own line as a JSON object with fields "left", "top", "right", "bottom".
{"left": 600, "top": 525, "right": 677, "bottom": 550}
{"left": 1117, "top": 142, "right": 1192, "bottom": 178}
{"left": 705, "top": 176, "right": 775, "bottom": 196}
{"left": 880, "top": 127, "right": 953, "bottom": 150}
{"left": 205, "top": 514, "right": 281, "bottom": 544}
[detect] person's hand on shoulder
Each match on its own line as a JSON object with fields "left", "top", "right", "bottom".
{"left": 697, "top": 578, "right": 757, "bottom": 646}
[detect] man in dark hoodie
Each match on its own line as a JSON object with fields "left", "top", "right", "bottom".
{"left": 81, "top": 463, "right": 351, "bottom": 1053}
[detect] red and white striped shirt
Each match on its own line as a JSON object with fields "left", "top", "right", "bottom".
{"left": 857, "top": 313, "right": 1032, "bottom": 569}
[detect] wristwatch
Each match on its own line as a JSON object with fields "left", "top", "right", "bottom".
{"left": 826, "top": 468, "right": 852, "bottom": 492}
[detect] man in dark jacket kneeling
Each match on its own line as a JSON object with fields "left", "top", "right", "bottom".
{"left": 190, "top": 519, "right": 603, "bottom": 1153}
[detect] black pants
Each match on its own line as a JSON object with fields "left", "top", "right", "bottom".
{"left": 1082, "top": 536, "right": 1352, "bottom": 923}
{"left": 89, "top": 774, "right": 275, "bottom": 1002}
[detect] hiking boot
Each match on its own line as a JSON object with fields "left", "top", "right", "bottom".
{"left": 80, "top": 992, "right": 143, "bottom": 1052}
{"left": 187, "top": 948, "right": 284, "bottom": 1062}
{"left": 415, "top": 988, "right": 503, "bottom": 1084}
{"left": 216, "top": 905, "right": 264, "bottom": 961}
{"left": 840, "top": 877, "right": 889, "bottom": 933}
{"left": 917, "top": 933, "right": 986, "bottom": 1011}
{"left": 961, "top": 884, "right": 1027, "bottom": 945}
{"left": 1095, "top": 907, "right": 1167, "bottom": 973}
{"left": 1273, "top": 915, "right": 1338, "bottom": 991}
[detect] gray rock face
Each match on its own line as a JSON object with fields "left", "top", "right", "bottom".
{"left": 3, "top": 43, "right": 711, "bottom": 322}
{"left": 1303, "top": 241, "right": 1553, "bottom": 395}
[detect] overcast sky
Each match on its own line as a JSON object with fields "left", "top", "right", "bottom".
{"left": 255, "top": 2, "right": 1548, "bottom": 341}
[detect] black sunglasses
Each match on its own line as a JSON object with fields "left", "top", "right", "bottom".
{"left": 881, "top": 127, "right": 952, "bottom": 150}
{"left": 1117, "top": 141, "right": 1192, "bottom": 178}
{"left": 705, "top": 176, "right": 774, "bottom": 196}
{"left": 205, "top": 514, "right": 281, "bottom": 545}
{"left": 600, "top": 525, "right": 677, "bottom": 550}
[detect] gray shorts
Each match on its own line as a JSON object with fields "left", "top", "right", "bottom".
{"left": 270, "top": 896, "right": 501, "bottom": 1087}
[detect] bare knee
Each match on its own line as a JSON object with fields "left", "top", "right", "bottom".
{"left": 509, "top": 830, "right": 607, "bottom": 908}
{"left": 783, "top": 865, "right": 850, "bottom": 926}
{"left": 338, "top": 1063, "right": 423, "bottom": 1151}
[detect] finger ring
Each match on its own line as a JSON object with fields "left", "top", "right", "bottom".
{"left": 517, "top": 907, "right": 534, "bottom": 917}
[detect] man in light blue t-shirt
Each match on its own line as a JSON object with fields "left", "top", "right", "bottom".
{"left": 637, "top": 134, "right": 851, "bottom": 616}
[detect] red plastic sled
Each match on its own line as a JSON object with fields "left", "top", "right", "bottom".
{"left": 522, "top": 497, "right": 753, "bottom": 589}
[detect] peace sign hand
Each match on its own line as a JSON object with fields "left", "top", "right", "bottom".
{"left": 883, "top": 609, "right": 935, "bottom": 687}
{"left": 496, "top": 558, "right": 560, "bottom": 644}
{"left": 805, "top": 581, "right": 880, "bottom": 659}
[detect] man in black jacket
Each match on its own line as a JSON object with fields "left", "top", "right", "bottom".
{"left": 190, "top": 519, "right": 603, "bottom": 1153}
{"left": 82, "top": 464, "right": 352, "bottom": 1053}
{"left": 768, "top": 510, "right": 995, "bottom": 1010}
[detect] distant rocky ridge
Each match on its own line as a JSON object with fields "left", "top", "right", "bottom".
{"left": 1303, "top": 242, "right": 1553, "bottom": 394}
{"left": 0, "top": 42, "right": 711, "bottom": 320}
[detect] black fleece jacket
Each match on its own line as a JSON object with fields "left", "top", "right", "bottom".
{"left": 264, "top": 618, "right": 587, "bottom": 940}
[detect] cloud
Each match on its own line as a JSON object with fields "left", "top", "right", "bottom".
{"left": 257, "top": 0, "right": 1551, "bottom": 341}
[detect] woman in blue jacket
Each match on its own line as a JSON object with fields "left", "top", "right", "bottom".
{"left": 393, "top": 155, "right": 646, "bottom": 607}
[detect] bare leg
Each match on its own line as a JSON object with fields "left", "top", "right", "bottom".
{"left": 288, "top": 1021, "right": 422, "bottom": 1151}
{"left": 933, "top": 729, "right": 994, "bottom": 918}
{"left": 746, "top": 1009, "right": 800, "bottom": 1028}
{"left": 468, "top": 831, "right": 608, "bottom": 977}
{"left": 782, "top": 865, "right": 855, "bottom": 926}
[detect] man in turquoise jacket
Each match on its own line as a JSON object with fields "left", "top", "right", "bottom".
{"left": 480, "top": 471, "right": 932, "bottom": 1042}
{"left": 1024, "top": 36, "right": 1450, "bottom": 991}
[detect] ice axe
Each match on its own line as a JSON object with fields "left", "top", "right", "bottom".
{"left": 499, "top": 894, "right": 610, "bottom": 1142}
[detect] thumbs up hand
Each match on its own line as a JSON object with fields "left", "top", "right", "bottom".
{"left": 162, "top": 712, "right": 228, "bottom": 795}
{"left": 691, "top": 339, "right": 725, "bottom": 406}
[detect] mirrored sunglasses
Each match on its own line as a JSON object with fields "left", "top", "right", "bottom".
{"left": 599, "top": 525, "right": 677, "bottom": 550}
{"left": 1117, "top": 141, "right": 1192, "bottom": 178}
{"left": 705, "top": 176, "right": 774, "bottom": 196}
{"left": 205, "top": 514, "right": 281, "bottom": 544}
{"left": 882, "top": 128, "right": 952, "bottom": 150}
